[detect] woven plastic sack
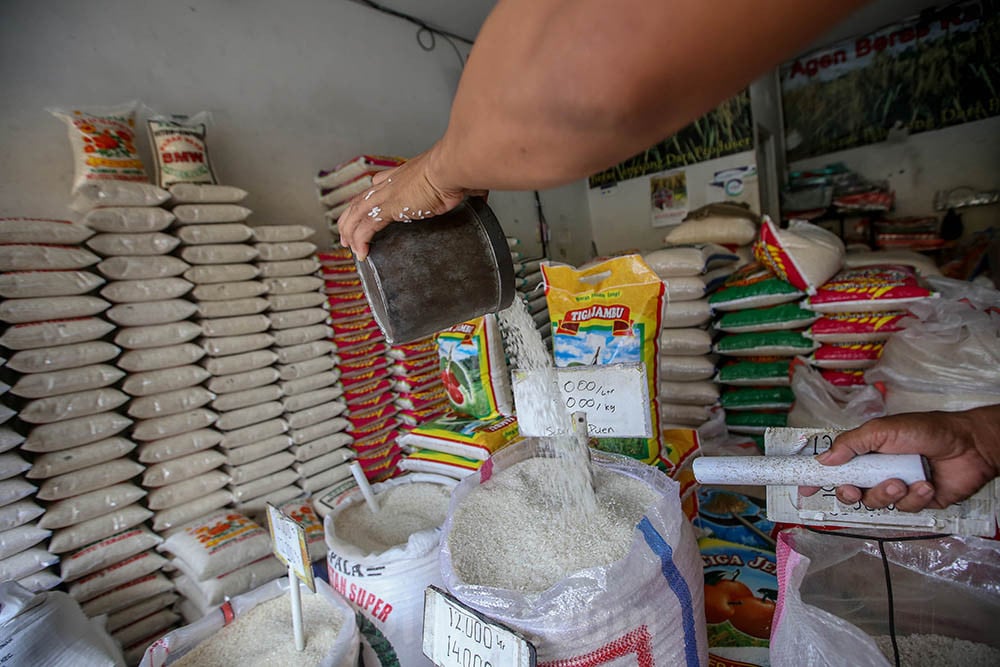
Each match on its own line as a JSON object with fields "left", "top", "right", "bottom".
{"left": 139, "top": 577, "right": 359, "bottom": 667}
{"left": 771, "top": 528, "right": 1000, "bottom": 667}
{"left": 440, "top": 438, "right": 707, "bottom": 666}
{"left": 324, "top": 473, "right": 458, "bottom": 667}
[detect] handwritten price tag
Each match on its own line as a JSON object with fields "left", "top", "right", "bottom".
{"left": 423, "top": 586, "right": 535, "bottom": 667}
{"left": 266, "top": 503, "right": 316, "bottom": 593}
{"left": 512, "top": 363, "right": 651, "bottom": 438}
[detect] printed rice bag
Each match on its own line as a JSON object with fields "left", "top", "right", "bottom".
{"left": 47, "top": 100, "right": 148, "bottom": 194}
{"left": 397, "top": 413, "right": 520, "bottom": 461}
{"left": 709, "top": 263, "right": 805, "bottom": 312}
{"left": 146, "top": 111, "right": 217, "bottom": 187}
{"left": 807, "top": 342, "right": 885, "bottom": 370}
{"left": 543, "top": 255, "right": 664, "bottom": 464}
{"left": 436, "top": 314, "right": 513, "bottom": 419}
{"left": 714, "top": 331, "right": 817, "bottom": 357}
{"left": 716, "top": 359, "right": 792, "bottom": 387}
{"left": 397, "top": 448, "right": 482, "bottom": 479}
{"left": 714, "top": 302, "right": 817, "bottom": 334}
{"left": 753, "top": 218, "right": 845, "bottom": 295}
{"left": 805, "top": 265, "right": 936, "bottom": 313}
{"left": 314, "top": 154, "right": 405, "bottom": 189}
{"left": 699, "top": 536, "right": 777, "bottom": 667}
{"left": 805, "top": 311, "right": 908, "bottom": 343}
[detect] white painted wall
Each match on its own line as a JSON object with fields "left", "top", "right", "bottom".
{"left": 0, "top": 0, "right": 550, "bottom": 252}
{"left": 788, "top": 116, "right": 1000, "bottom": 235}
{"left": 585, "top": 151, "right": 758, "bottom": 256}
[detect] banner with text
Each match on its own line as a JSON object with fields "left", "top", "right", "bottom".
{"left": 781, "top": 0, "right": 1000, "bottom": 161}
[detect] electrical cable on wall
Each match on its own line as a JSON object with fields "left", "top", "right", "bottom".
{"left": 346, "top": 0, "right": 472, "bottom": 66}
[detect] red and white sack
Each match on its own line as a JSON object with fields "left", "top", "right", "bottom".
{"left": 325, "top": 474, "right": 457, "bottom": 667}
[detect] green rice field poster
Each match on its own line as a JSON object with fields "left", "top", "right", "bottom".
{"left": 781, "top": 0, "right": 1000, "bottom": 161}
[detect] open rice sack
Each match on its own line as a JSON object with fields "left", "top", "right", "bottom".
{"left": 542, "top": 255, "right": 665, "bottom": 464}
{"left": 440, "top": 438, "right": 707, "bottom": 666}
{"left": 139, "top": 577, "right": 359, "bottom": 667}
{"left": 324, "top": 473, "right": 458, "bottom": 667}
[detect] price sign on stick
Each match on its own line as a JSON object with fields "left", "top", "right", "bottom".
{"left": 266, "top": 503, "right": 316, "bottom": 652}
{"left": 266, "top": 503, "right": 316, "bottom": 592}
{"left": 423, "top": 586, "right": 536, "bottom": 667}
{"left": 512, "top": 363, "right": 651, "bottom": 438}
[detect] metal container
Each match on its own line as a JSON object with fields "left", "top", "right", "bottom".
{"left": 356, "top": 197, "right": 515, "bottom": 345}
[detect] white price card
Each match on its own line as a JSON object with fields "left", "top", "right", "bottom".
{"left": 266, "top": 503, "right": 316, "bottom": 592}
{"left": 512, "top": 362, "right": 651, "bottom": 438}
{"left": 423, "top": 586, "right": 535, "bottom": 667}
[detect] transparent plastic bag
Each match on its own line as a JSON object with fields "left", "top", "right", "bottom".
{"left": 864, "top": 286, "right": 1000, "bottom": 413}
{"left": 0, "top": 581, "right": 125, "bottom": 666}
{"left": 771, "top": 528, "right": 1000, "bottom": 667}
{"left": 787, "top": 359, "right": 885, "bottom": 429}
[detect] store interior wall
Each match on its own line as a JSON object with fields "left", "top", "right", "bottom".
{"left": 0, "top": 0, "right": 568, "bottom": 261}
{"left": 1, "top": 0, "right": 995, "bottom": 268}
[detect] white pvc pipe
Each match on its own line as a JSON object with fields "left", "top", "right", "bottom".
{"left": 692, "top": 453, "right": 928, "bottom": 487}
{"left": 350, "top": 461, "right": 380, "bottom": 513}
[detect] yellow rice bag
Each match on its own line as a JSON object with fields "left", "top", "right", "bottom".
{"left": 542, "top": 255, "right": 664, "bottom": 463}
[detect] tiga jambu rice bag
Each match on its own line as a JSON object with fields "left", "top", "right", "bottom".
{"left": 543, "top": 255, "right": 664, "bottom": 464}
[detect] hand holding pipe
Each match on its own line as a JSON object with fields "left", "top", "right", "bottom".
{"left": 692, "top": 453, "right": 929, "bottom": 487}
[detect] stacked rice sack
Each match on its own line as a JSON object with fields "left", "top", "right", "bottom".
{"left": 174, "top": 201, "right": 282, "bottom": 524}
{"left": 255, "top": 241, "right": 348, "bottom": 503}
{"left": 514, "top": 256, "right": 549, "bottom": 347}
{"left": 390, "top": 335, "right": 448, "bottom": 437}
{"left": 318, "top": 249, "right": 405, "bottom": 484}
{"left": 158, "top": 508, "right": 282, "bottom": 624}
{"left": 315, "top": 155, "right": 405, "bottom": 236}
{"left": 642, "top": 244, "right": 740, "bottom": 431}
{"left": 706, "top": 218, "right": 845, "bottom": 445}
{"left": 0, "top": 218, "right": 125, "bottom": 597}
{"left": 41, "top": 101, "right": 202, "bottom": 658}
{"left": 397, "top": 315, "right": 520, "bottom": 480}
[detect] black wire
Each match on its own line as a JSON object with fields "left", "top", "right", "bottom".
{"left": 348, "top": 0, "right": 471, "bottom": 66}
{"left": 877, "top": 539, "right": 901, "bottom": 667}
{"left": 801, "top": 528, "right": 954, "bottom": 667}
{"left": 534, "top": 191, "right": 549, "bottom": 259}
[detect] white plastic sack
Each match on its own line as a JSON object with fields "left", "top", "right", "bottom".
{"left": 139, "top": 577, "right": 358, "bottom": 667}
{"left": 440, "top": 439, "right": 707, "bottom": 666}
{"left": 325, "top": 473, "right": 457, "bottom": 667}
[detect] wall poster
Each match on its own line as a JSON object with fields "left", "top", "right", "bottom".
{"left": 781, "top": 0, "right": 1000, "bottom": 161}
{"left": 650, "top": 169, "right": 688, "bottom": 228}
{"left": 589, "top": 90, "right": 753, "bottom": 189}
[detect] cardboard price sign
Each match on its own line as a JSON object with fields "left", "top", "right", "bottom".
{"left": 266, "top": 503, "right": 316, "bottom": 593}
{"left": 512, "top": 363, "right": 651, "bottom": 438}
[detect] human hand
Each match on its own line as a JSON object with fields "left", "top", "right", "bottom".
{"left": 336, "top": 146, "right": 485, "bottom": 261}
{"left": 800, "top": 410, "right": 999, "bottom": 512}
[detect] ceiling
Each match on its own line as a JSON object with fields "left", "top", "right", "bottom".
{"left": 368, "top": 0, "right": 945, "bottom": 52}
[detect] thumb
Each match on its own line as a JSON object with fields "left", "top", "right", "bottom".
{"left": 816, "top": 422, "right": 883, "bottom": 466}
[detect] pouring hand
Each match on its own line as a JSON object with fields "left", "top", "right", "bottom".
{"left": 800, "top": 407, "right": 1000, "bottom": 512}
{"left": 337, "top": 147, "right": 485, "bottom": 261}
